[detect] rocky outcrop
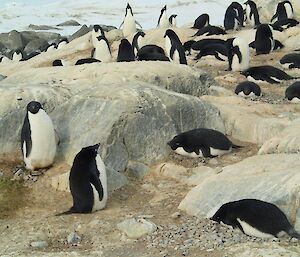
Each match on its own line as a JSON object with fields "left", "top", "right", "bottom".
{"left": 179, "top": 154, "right": 300, "bottom": 230}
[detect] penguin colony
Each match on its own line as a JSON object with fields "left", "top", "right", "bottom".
{"left": 5, "top": 1, "right": 300, "bottom": 240}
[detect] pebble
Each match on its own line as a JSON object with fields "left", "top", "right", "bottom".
{"left": 170, "top": 212, "right": 181, "bottom": 219}
{"left": 67, "top": 232, "right": 81, "bottom": 244}
{"left": 30, "top": 241, "right": 48, "bottom": 248}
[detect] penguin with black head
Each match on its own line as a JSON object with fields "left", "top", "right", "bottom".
{"left": 164, "top": 29, "right": 187, "bottom": 64}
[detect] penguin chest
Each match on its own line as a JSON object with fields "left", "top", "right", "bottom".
{"left": 159, "top": 13, "right": 170, "bottom": 28}
{"left": 57, "top": 42, "right": 67, "bottom": 50}
{"left": 13, "top": 53, "right": 22, "bottom": 62}
{"left": 237, "top": 218, "right": 274, "bottom": 239}
{"left": 25, "top": 111, "right": 56, "bottom": 169}
{"left": 94, "top": 42, "right": 111, "bottom": 62}
{"left": 290, "top": 97, "right": 300, "bottom": 104}
{"left": 285, "top": 5, "right": 294, "bottom": 19}
{"left": 123, "top": 15, "right": 136, "bottom": 37}
{"left": 238, "top": 91, "right": 257, "bottom": 98}
{"left": 165, "top": 37, "right": 172, "bottom": 58}
{"left": 91, "top": 31, "right": 101, "bottom": 47}
{"left": 91, "top": 155, "right": 108, "bottom": 212}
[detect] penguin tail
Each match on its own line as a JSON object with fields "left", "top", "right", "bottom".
{"left": 232, "top": 144, "right": 243, "bottom": 149}
{"left": 288, "top": 228, "right": 300, "bottom": 240}
{"left": 55, "top": 208, "right": 75, "bottom": 216}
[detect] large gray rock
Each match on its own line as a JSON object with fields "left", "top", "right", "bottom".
{"left": 179, "top": 154, "right": 300, "bottom": 231}
{"left": 0, "top": 30, "right": 25, "bottom": 51}
{"left": 57, "top": 20, "right": 81, "bottom": 27}
{"left": 69, "top": 25, "right": 90, "bottom": 41}
{"left": 24, "top": 38, "right": 49, "bottom": 54}
{"left": 28, "top": 24, "right": 60, "bottom": 31}
{"left": 0, "top": 62, "right": 224, "bottom": 172}
{"left": 21, "top": 31, "right": 62, "bottom": 44}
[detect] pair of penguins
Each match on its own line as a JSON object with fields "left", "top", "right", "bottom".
{"left": 21, "top": 101, "right": 300, "bottom": 240}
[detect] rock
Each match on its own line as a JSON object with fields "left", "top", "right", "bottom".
{"left": 117, "top": 218, "right": 157, "bottom": 239}
{"left": 30, "top": 241, "right": 48, "bottom": 248}
{"left": 208, "top": 85, "right": 234, "bottom": 97}
{"left": 126, "top": 161, "right": 150, "bottom": 178}
{"left": 258, "top": 118, "right": 300, "bottom": 154}
{"left": 67, "top": 232, "right": 81, "bottom": 244}
{"left": 202, "top": 95, "right": 300, "bottom": 145}
{"left": 0, "top": 30, "right": 25, "bottom": 51}
{"left": 28, "top": 24, "right": 60, "bottom": 31}
{"left": 21, "top": 31, "right": 62, "bottom": 44}
{"left": 0, "top": 74, "right": 6, "bottom": 81}
{"left": 179, "top": 154, "right": 300, "bottom": 231}
{"left": 98, "top": 25, "right": 117, "bottom": 32}
{"left": 69, "top": 25, "right": 90, "bottom": 41}
{"left": 24, "top": 38, "right": 49, "bottom": 54}
{"left": 57, "top": 20, "right": 81, "bottom": 27}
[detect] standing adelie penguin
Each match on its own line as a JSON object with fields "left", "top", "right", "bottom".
{"left": 132, "top": 31, "right": 146, "bottom": 57}
{"left": 231, "top": 2, "right": 244, "bottom": 27}
{"left": 21, "top": 101, "right": 57, "bottom": 171}
{"left": 168, "top": 128, "right": 240, "bottom": 158}
{"left": 120, "top": 3, "right": 142, "bottom": 38}
{"left": 192, "top": 14, "right": 210, "bottom": 29}
{"left": 254, "top": 24, "right": 275, "bottom": 55}
{"left": 224, "top": 4, "right": 240, "bottom": 31}
{"left": 91, "top": 35, "right": 112, "bottom": 63}
{"left": 227, "top": 37, "right": 249, "bottom": 72}
{"left": 235, "top": 81, "right": 261, "bottom": 98}
{"left": 57, "top": 144, "right": 107, "bottom": 215}
{"left": 211, "top": 199, "right": 300, "bottom": 239}
{"left": 157, "top": 5, "right": 170, "bottom": 28}
{"left": 271, "top": 1, "right": 294, "bottom": 22}
{"left": 241, "top": 65, "right": 296, "bottom": 84}
{"left": 169, "top": 14, "right": 177, "bottom": 27}
{"left": 46, "top": 42, "right": 57, "bottom": 52}
{"left": 285, "top": 82, "right": 300, "bottom": 103}
{"left": 245, "top": 0, "right": 260, "bottom": 26}
{"left": 164, "top": 29, "right": 187, "bottom": 65}
{"left": 117, "top": 38, "right": 135, "bottom": 62}
{"left": 91, "top": 25, "right": 104, "bottom": 47}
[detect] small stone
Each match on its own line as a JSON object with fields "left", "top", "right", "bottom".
{"left": 170, "top": 212, "right": 181, "bottom": 219}
{"left": 67, "top": 232, "right": 81, "bottom": 244}
{"left": 30, "top": 241, "right": 48, "bottom": 248}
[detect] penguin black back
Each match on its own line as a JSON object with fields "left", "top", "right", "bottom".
{"left": 192, "top": 14, "right": 209, "bottom": 29}
{"left": 117, "top": 39, "right": 135, "bottom": 62}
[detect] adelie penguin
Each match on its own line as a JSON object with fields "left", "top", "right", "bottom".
{"left": 167, "top": 128, "right": 240, "bottom": 158}
{"left": 273, "top": 18, "right": 299, "bottom": 30}
{"left": 285, "top": 82, "right": 300, "bottom": 103}
{"left": 244, "top": 0, "right": 260, "bottom": 27}
{"left": 120, "top": 3, "right": 142, "bottom": 38}
{"left": 224, "top": 2, "right": 243, "bottom": 31}
{"left": 164, "top": 29, "right": 187, "bottom": 65}
{"left": 235, "top": 81, "right": 261, "bottom": 98}
{"left": 271, "top": 1, "right": 294, "bottom": 22}
{"left": 192, "top": 14, "right": 209, "bottom": 30}
{"left": 12, "top": 49, "right": 24, "bottom": 62}
{"left": 91, "top": 25, "right": 105, "bottom": 47}
{"left": 91, "top": 35, "right": 112, "bottom": 63}
{"left": 190, "top": 39, "right": 226, "bottom": 54}
{"left": 211, "top": 199, "right": 300, "bottom": 239}
{"left": 21, "top": 101, "right": 57, "bottom": 171}
{"left": 56, "top": 143, "right": 107, "bottom": 215}
{"left": 193, "top": 25, "right": 226, "bottom": 37}
{"left": 280, "top": 53, "right": 300, "bottom": 69}
{"left": 157, "top": 5, "right": 169, "bottom": 29}
{"left": 169, "top": 14, "right": 177, "bottom": 27}
{"left": 132, "top": 31, "right": 146, "bottom": 57}
{"left": 252, "top": 24, "right": 283, "bottom": 55}
{"left": 57, "top": 38, "right": 69, "bottom": 50}
{"left": 227, "top": 37, "right": 249, "bottom": 72}
{"left": 117, "top": 39, "right": 135, "bottom": 62}
{"left": 241, "top": 65, "right": 296, "bottom": 84}
{"left": 137, "top": 45, "right": 169, "bottom": 62}
{"left": 194, "top": 43, "right": 228, "bottom": 62}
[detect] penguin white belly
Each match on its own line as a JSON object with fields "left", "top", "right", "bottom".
{"left": 175, "top": 147, "right": 202, "bottom": 158}
{"left": 25, "top": 110, "right": 56, "bottom": 170}
{"left": 232, "top": 54, "right": 241, "bottom": 71}
{"left": 92, "top": 31, "right": 101, "bottom": 47}
{"left": 165, "top": 37, "right": 172, "bottom": 58}
{"left": 290, "top": 97, "right": 300, "bottom": 103}
{"left": 46, "top": 45, "right": 56, "bottom": 52}
{"left": 237, "top": 218, "right": 274, "bottom": 239}
{"left": 12, "top": 53, "right": 22, "bottom": 62}
{"left": 247, "top": 76, "right": 265, "bottom": 83}
{"left": 281, "top": 63, "right": 292, "bottom": 69}
{"left": 159, "top": 13, "right": 170, "bottom": 28}
{"left": 172, "top": 49, "right": 180, "bottom": 64}
{"left": 285, "top": 5, "right": 294, "bottom": 19}
{"left": 270, "top": 76, "right": 281, "bottom": 83}
{"left": 270, "top": 38, "right": 275, "bottom": 52}
{"left": 210, "top": 147, "right": 231, "bottom": 156}
{"left": 137, "top": 36, "right": 145, "bottom": 51}
{"left": 57, "top": 42, "right": 67, "bottom": 50}
{"left": 245, "top": 6, "right": 251, "bottom": 25}
{"left": 94, "top": 41, "right": 112, "bottom": 63}
{"left": 91, "top": 155, "right": 108, "bottom": 212}
{"left": 1, "top": 56, "right": 11, "bottom": 63}
{"left": 238, "top": 91, "right": 257, "bottom": 98}
{"left": 123, "top": 15, "right": 136, "bottom": 37}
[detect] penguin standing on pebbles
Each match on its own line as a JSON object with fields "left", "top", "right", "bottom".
{"left": 91, "top": 35, "right": 112, "bottom": 63}
{"left": 132, "top": 31, "right": 146, "bottom": 57}
{"left": 157, "top": 5, "right": 170, "bottom": 28}
{"left": 164, "top": 29, "right": 187, "bottom": 64}
{"left": 245, "top": 0, "right": 260, "bottom": 26}
{"left": 227, "top": 37, "right": 249, "bottom": 72}
{"left": 120, "top": 3, "right": 142, "bottom": 38}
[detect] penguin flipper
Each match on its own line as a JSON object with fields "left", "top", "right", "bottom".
{"left": 119, "top": 21, "right": 124, "bottom": 29}
{"left": 91, "top": 48, "right": 95, "bottom": 58}
{"left": 200, "top": 146, "right": 216, "bottom": 158}
{"left": 170, "top": 45, "right": 176, "bottom": 61}
{"left": 21, "top": 117, "right": 32, "bottom": 158}
{"left": 233, "top": 46, "right": 242, "bottom": 64}
{"left": 214, "top": 53, "right": 226, "bottom": 61}
{"left": 90, "top": 171, "right": 104, "bottom": 201}
{"left": 135, "top": 21, "right": 143, "bottom": 29}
